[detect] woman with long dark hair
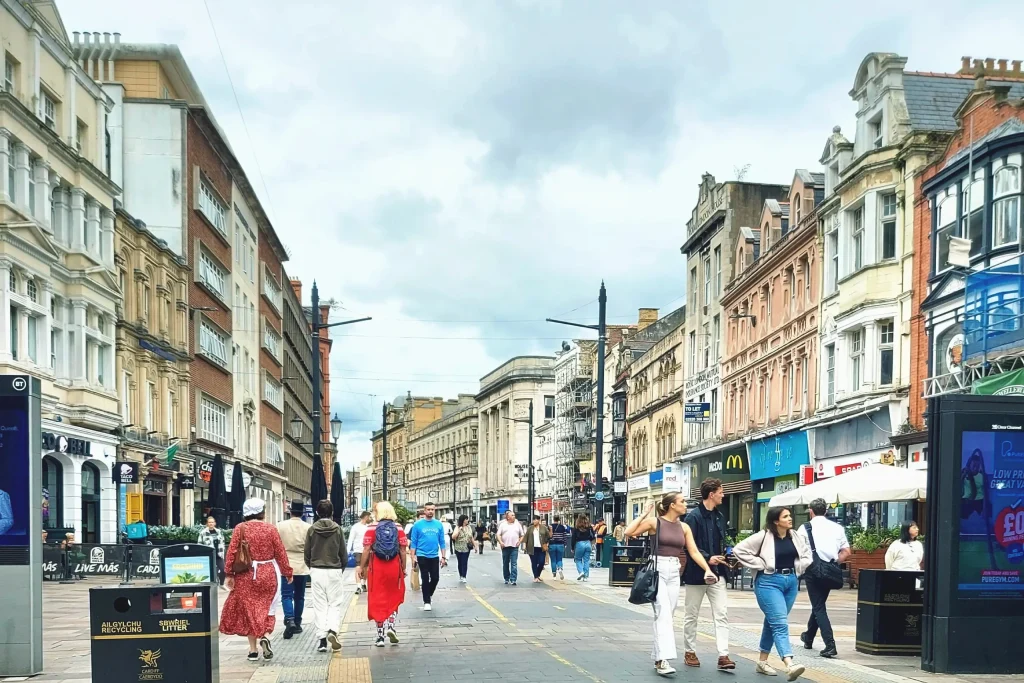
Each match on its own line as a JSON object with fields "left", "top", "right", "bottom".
{"left": 452, "top": 514, "right": 475, "bottom": 583}
{"left": 624, "top": 492, "right": 717, "bottom": 676}
{"left": 961, "top": 449, "right": 986, "bottom": 520}
{"left": 885, "top": 521, "right": 924, "bottom": 571}
{"left": 571, "top": 514, "right": 595, "bottom": 581}
{"left": 734, "top": 506, "right": 812, "bottom": 681}
{"left": 219, "top": 499, "right": 294, "bottom": 662}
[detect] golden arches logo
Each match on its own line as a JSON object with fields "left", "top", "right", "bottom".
{"left": 724, "top": 454, "right": 745, "bottom": 471}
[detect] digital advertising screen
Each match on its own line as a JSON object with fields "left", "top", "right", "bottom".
{"left": 163, "top": 555, "right": 213, "bottom": 584}
{"left": 0, "top": 394, "right": 30, "bottom": 546}
{"left": 959, "top": 430, "right": 1024, "bottom": 599}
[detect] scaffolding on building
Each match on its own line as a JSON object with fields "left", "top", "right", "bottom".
{"left": 554, "top": 341, "right": 596, "bottom": 512}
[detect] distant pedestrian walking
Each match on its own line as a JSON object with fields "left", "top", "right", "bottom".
{"left": 489, "top": 520, "right": 499, "bottom": 549}
{"left": 797, "top": 498, "right": 851, "bottom": 659}
{"left": 303, "top": 500, "right": 348, "bottom": 653}
{"left": 734, "top": 506, "right": 812, "bottom": 681}
{"left": 624, "top": 493, "right": 717, "bottom": 677}
{"left": 347, "top": 511, "right": 372, "bottom": 594}
{"left": 219, "top": 499, "right": 293, "bottom": 663}
{"left": 358, "top": 501, "right": 408, "bottom": 647}
{"left": 497, "top": 511, "right": 524, "bottom": 585}
{"left": 452, "top": 515, "right": 476, "bottom": 582}
{"left": 409, "top": 502, "right": 447, "bottom": 610}
{"left": 571, "top": 514, "right": 595, "bottom": 581}
{"left": 474, "top": 519, "right": 487, "bottom": 554}
{"left": 277, "top": 500, "right": 312, "bottom": 639}
{"left": 523, "top": 516, "right": 551, "bottom": 582}
{"left": 548, "top": 515, "right": 570, "bottom": 580}
{"left": 197, "top": 516, "right": 226, "bottom": 586}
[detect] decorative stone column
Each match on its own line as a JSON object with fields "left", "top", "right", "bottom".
{"left": 100, "top": 208, "right": 115, "bottom": 269}
{"left": 41, "top": 284, "right": 52, "bottom": 372}
{"left": 70, "top": 189, "right": 86, "bottom": 250}
{"left": 71, "top": 300, "right": 88, "bottom": 384}
{"left": 85, "top": 199, "right": 100, "bottom": 258}
{"left": 12, "top": 142, "right": 31, "bottom": 211}
{"left": 48, "top": 171, "right": 62, "bottom": 239}
{"left": 17, "top": 308, "right": 29, "bottom": 364}
{"left": 0, "top": 129, "right": 11, "bottom": 202}
{"left": 32, "top": 158, "right": 51, "bottom": 230}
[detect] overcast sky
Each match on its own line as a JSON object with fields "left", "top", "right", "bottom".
{"left": 60, "top": 0, "right": 1024, "bottom": 470}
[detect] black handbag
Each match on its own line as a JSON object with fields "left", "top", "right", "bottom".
{"left": 803, "top": 523, "right": 844, "bottom": 589}
{"left": 629, "top": 519, "right": 660, "bottom": 605}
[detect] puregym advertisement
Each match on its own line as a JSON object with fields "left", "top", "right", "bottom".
{"left": 0, "top": 394, "right": 30, "bottom": 546}
{"left": 959, "top": 430, "right": 1024, "bottom": 598}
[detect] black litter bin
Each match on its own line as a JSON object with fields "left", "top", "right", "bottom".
{"left": 609, "top": 542, "right": 648, "bottom": 586}
{"left": 90, "top": 583, "right": 220, "bottom": 682}
{"left": 855, "top": 569, "right": 924, "bottom": 656}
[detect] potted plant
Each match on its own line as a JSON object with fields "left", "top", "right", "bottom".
{"left": 847, "top": 526, "right": 899, "bottom": 587}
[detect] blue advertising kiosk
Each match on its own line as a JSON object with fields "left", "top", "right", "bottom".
{"left": 0, "top": 375, "right": 42, "bottom": 676}
{"left": 924, "top": 395, "right": 1024, "bottom": 673}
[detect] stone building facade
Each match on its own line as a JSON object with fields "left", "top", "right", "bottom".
{"left": 371, "top": 395, "right": 446, "bottom": 504}
{"left": 405, "top": 395, "right": 478, "bottom": 519}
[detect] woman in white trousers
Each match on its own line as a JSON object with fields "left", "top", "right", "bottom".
{"left": 624, "top": 493, "right": 717, "bottom": 676}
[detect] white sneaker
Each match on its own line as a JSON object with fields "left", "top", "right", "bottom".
{"left": 655, "top": 661, "right": 676, "bottom": 676}
{"left": 786, "top": 664, "right": 805, "bottom": 681}
{"left": 756, "top": 661, "right": 778, "bottom": 676}
{"left": 423, "top": 603, "right": 432, "bottom": 612}
{"left": 557, "top": 569, "right": 564, "bottom": 580}
{"left": 460, "top": 577, "right": 466, "bottom": 584}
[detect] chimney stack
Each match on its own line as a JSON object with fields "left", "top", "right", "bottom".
{"left": 637, "top": 308, "right": 659, "bottom": 331}
{"left": 959, "top": 56, "right": 1024, "bottom": 81}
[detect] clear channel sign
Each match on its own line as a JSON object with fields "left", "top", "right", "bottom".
{"left": 684, "top": 402, "right": 711, "bottom": 424}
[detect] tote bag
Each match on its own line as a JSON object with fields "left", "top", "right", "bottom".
{"left": 628, "top": 519, "right": 660, "bottom": 605}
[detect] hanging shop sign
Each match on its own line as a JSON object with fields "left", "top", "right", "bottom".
{"left": 627, "top": 474, "right": 649, "bottom": 491}
{"left": 178, "top": 476, "right": 196, "bottom": 490}
{"left": 112, "top": 462, "right": 140, "bottom": 485}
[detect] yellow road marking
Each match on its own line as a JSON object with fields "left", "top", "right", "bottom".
{"left": 554, "top": 605, "right": 566, "bottom": 610}
{"left": 466, "top": 586, "right": 605, "bottom": 682}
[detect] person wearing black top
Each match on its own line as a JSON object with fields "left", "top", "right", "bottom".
{"left": 474, "top": 519, "right": 487, "bottom": 554}
{"left": 681, "top": 478, "right": 735, "bottom": 670}
{"left": 570, "top": 514, "right": 596, "bottom": 581}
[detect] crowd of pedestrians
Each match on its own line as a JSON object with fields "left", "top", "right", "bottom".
{"left": 212, "top": 478, "right": 876, "bottom": 681}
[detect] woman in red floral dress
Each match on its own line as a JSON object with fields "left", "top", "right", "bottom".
{"left": 356, "top": 501, "right": 408, "bottom": 647}
{"left": 220, "top": 499, "right": 293, "bottom": 661}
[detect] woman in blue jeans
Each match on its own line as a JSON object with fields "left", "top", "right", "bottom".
{"left": 548, "top": 516, "right": 570, "bottom": 580}
{"left": 570, "top": 514, "right": 595, "bottom": 581}
{"left": 734, "top": 507, "right": 812, "bottom": 681}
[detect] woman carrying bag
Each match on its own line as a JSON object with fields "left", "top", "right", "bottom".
{"left": 624, "top": 493, "right": 717, "bottom": 677}
{"left": 733, "top": 507, "right": 813, "bottom": 681}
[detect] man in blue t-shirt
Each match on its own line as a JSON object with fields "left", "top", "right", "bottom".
{"left": 409, "top": 502, "right": 447, "bottom": 611}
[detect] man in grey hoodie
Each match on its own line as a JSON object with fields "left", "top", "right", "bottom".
{"left": 304, "top": 500, "right": 348, "bottom": 653}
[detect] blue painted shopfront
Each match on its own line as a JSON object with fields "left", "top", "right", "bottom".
{"left": 747, "top": 429, "right": 811, "bottom": 481}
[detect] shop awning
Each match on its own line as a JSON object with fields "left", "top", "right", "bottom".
{"left": 768, "top": 464, "right": 927, "bottom": 506}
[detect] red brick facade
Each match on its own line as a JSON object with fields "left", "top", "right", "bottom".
{"left": 909, "top": 86, "right": 1024, "bottom": 429}
{"left": 186, "top": 113, "right": 234, "bottom": 452}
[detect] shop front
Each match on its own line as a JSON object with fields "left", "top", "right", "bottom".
{"left": 685, "top": 443, "right": 754, "bottom": 535}
{"left": 625, "top": 473, "right": 649, "bottom": 522}
{"left": 748, "top": 428, "right": 811, "bottom": 527}
{"left": 40, "top": 422, "right": 119, "bottom": 544}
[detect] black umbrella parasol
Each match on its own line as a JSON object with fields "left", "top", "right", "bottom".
{"left": 310, "top": 455, "right": 329, "bottom": 520}
{"left": 207, "top": 453, "right": 229, "bottom": 529}
{"left": 330, "top": 461, "right": 345, "bottom": 525}
{"left": 228, "top": 463, "right": 246, "bottom": 528}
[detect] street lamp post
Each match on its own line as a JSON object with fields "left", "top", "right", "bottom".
{"left": 549, "top": 282, "right": 607, "bottom": 523}
{"left": 381, "top": 402, "right": 389, "bottom": 501}
{"left": 502, "top": 400, "right": 535, "bottom": 516}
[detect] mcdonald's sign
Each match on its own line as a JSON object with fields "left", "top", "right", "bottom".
{"left": 721, "top": 451, "right": 749, "bottom": 475}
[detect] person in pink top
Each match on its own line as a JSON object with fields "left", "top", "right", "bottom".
{"left": 497, "top": 511, "right": 524, "bottom": 586}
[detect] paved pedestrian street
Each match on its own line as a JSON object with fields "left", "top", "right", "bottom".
{"left": 15, "top": 551, "right": 1019, "bottom": 683}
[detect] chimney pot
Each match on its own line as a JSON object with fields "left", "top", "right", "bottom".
{"left": 974, "top": 58, "right": 985, "bottom": 72}
{"left": 961, "top": 56, "right": 972, "bottom": 73}
{"left": 114, "top": 32, "right": 121, "bottom": 44}
{"left": 1013, "top": 60, "right": 1022, "bottom": 74}
{"left": 998, "top": 59, "right": 1008, "bottom": 72}
{"left": 985, "top": 58, "right": 996, "bottom": 71}
{"left": 73, "top": 31, "right": 80, "bottom": 45}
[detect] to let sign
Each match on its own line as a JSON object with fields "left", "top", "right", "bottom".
{"left": 684, "top": 403, "right": 711, "bottom": 424}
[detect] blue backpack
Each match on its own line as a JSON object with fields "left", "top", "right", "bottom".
{"left": 372, "top": 520, "right": 400, "bottom": 561}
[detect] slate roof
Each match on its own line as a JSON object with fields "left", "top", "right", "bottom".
{"left": 764, "top": 199, "right": 789, "bottom": 217}
{"left": 794, "top": 169, "right": 825, "bottom": 187}
{"left": 632, "top": 306, "right": 686, "bottom": 344}
{"left": 904, "top": 75, "right": 1024, "bottom": 132}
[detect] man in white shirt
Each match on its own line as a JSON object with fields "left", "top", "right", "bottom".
{"left": 346, "top": 511, "right": 372, "bottom": 594}
{"left": 796, "top": 498, "right": 851, "bottom": 659}
{"left": 497, "top": 511, "right": 525, "bottom": 586}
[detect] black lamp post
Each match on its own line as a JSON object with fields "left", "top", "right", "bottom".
{"left": 290, "top": 412, "right": 343, "bottom": 509}
{"left": 549, "top": 282, "right": 607, "bottom": 523}
{"left": 502, "top": 400, "right": 535, "bottom": 517}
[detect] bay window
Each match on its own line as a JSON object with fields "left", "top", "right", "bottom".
{"left": 850, "top": 329, "right": 863, "bottom": 391}
{"left": 935, "top": 188, "right": 958, "bottom": 272}
{"left": 879, "top": 320, "right": 894, "bottom": 386}
{"left": 961, "top": 170, "right": 984, "bottom": 257}
{"left": 851, "top": 207, "right": 864, "bottom": 271}
{"left": 880, "top": 194, "right": 897, "bottom": 260}
{"left": 993, "top": 160, "right": 1021, "bottom": 248}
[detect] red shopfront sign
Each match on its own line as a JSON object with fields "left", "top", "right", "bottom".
{"left": 534, "top": 498, "right": 553, "bottom": 512}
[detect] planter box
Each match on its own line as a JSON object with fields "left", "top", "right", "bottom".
{"left": 848, "top": 547, "right": 888, "bottom": 587}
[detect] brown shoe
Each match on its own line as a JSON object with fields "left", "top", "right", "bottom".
{"left": 684, "top": 652, "right": 700, "bottom": 667}
{"left": 718, "top": 656, "right": 737, "bottom": 670}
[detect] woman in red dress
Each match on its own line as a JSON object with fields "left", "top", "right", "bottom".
{"left": 220, "top": 499, "right": 293, "bottom": 661}
{"left": 356, "top": 501, "right": 408, "bottom": 647}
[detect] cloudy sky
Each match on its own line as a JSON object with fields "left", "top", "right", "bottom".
{"left": 61, "top": 0, "right": 1024, "bottom": 469}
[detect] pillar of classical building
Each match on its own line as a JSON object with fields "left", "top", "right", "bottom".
{"left": 70, "top": 188, "right": 86, "bottom": 250}
{"left": 32, "top": 158, "right": 51, "bottom": 228}
{"left": 85, "top": 199, "right": 101, "bottom": 257}
{"left": 100, "top": 208, "right": 115, "bottom": 269}
{"left": 71, "top": 300, "right": 88, "bottom": 384}
{"left": 12, "top": 142, "right": 31, "bottom": 211}
{"left": 0, "top": 129, "right": 11, "bottom": 202}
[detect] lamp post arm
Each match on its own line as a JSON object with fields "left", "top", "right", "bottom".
{"left": 320, "top": 316, "right": 372, "bottom": 330}
{"left": 546, "top": 317, "right": 598, "bottom": 331}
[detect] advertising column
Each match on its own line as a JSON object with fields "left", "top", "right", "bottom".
{"left": 0, "top": 375, "right": 42, "bottom": 676}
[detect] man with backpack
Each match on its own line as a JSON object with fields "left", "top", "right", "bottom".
{"left": 409, "top": 502, "right": 447, "bottom": 611}
{"left": 304, "top": 500, "right": 348, "bottom": 653}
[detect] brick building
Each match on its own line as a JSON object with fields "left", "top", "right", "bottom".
{"left": 911, "top": 66, "right": 1024, "bottom": 455}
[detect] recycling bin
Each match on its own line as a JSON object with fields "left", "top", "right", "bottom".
{"left": 89, "top": 583, "right": 219, "bottom": 682}
{"left": 855, "top": 569, "right": 924, "bottom": 656}
{"left": 609, "top": 542, "right": 648, "bottom": 586}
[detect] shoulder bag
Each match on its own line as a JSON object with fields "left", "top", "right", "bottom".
{"left": 629, "top": 519, "right": 660, "bottom": 605}
{"left": 803, "top": 522, "right": 844, "bottom": 589}
{"left": 231, "top": 523, "right": 252, "bottom": 575}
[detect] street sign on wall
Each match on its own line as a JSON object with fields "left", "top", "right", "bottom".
{"left": 497, "top": 499, "right": 510, "bottom": 514}
{"left": 684, "top": 402, "right": 711, "bottom": 424}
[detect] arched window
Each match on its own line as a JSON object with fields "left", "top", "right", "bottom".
{"left": 42, "top": 456, "right": 64, "bottom": 529}
{"left": 936, "top": 188, "right": 958, "bottom": 272}
{"left": 81, "top": 462, "right": 101, "bottom": 543}
{"left": 993, "top": 163, "right": 1021, "bottom": 248}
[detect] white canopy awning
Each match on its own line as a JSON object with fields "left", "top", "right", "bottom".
{"left": 768, "top": 464, "right": 927, "bottom": 506}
